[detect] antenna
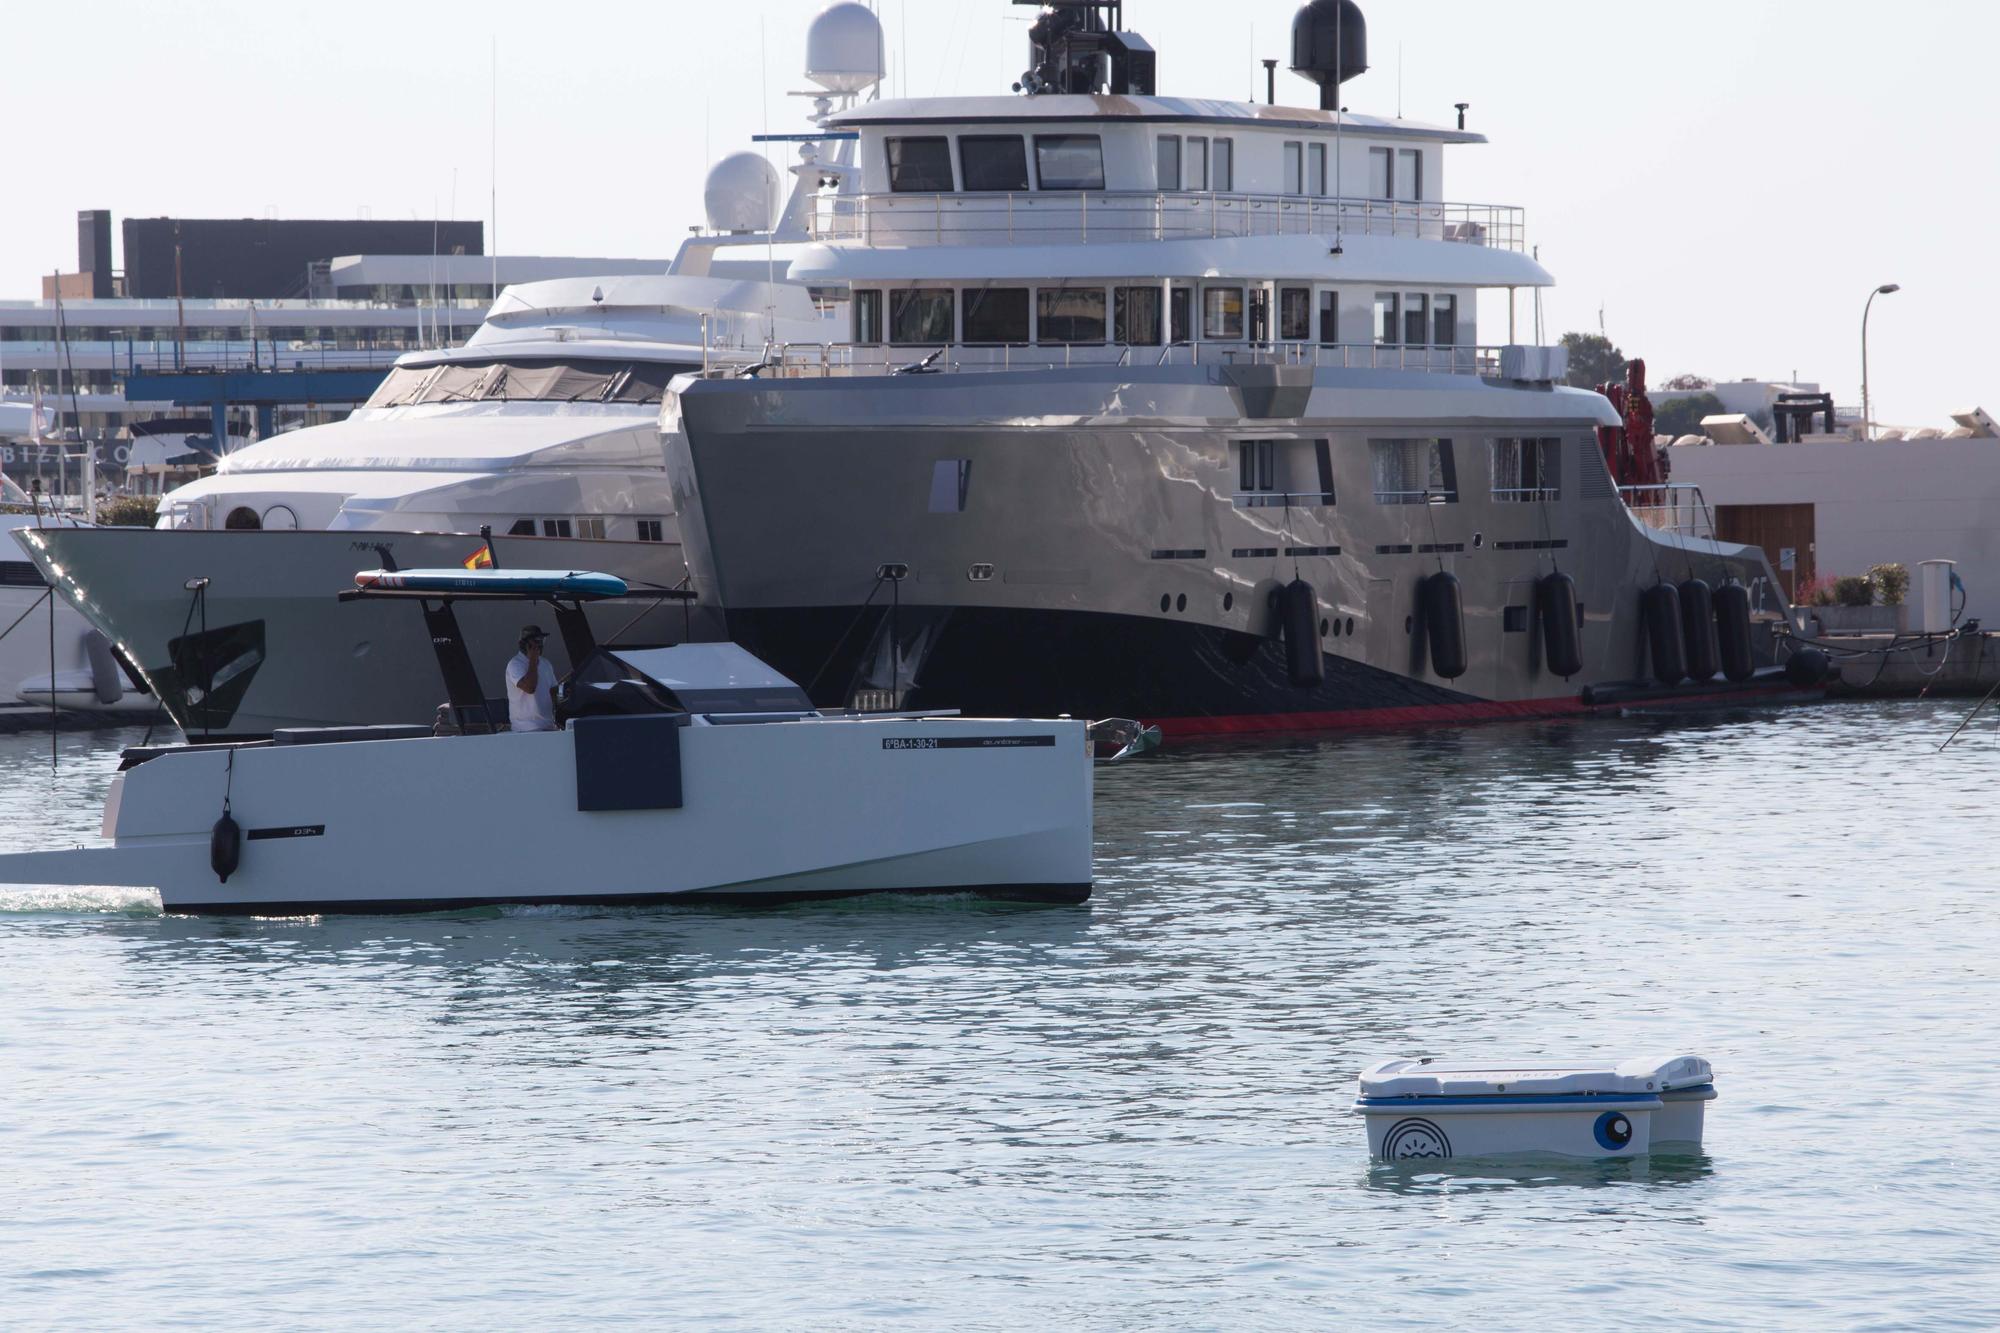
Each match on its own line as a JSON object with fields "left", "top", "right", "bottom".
{"left": 489, "top": 37, "right": 499, "bottom": 302}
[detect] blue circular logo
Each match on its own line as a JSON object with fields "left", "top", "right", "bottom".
{"left": 1593, "top": 1111, "right": 1635, "bottom": 1151}
{"left": 1382, "top": 1117, "right": 1452, "bottom": 1160}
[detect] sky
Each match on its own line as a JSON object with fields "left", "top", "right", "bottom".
{"left": 5, "top": 0, "right": 1991, "bottom": 427}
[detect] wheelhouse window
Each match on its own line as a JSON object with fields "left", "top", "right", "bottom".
{"left": 1371, "top": 438, "right": 1458, "bottom": 504}
{"left": 1156, "top": 135, "right": 1182, "bottom": 191}
{"left": 1283, "top": 141, "right": 1304, "bottom": 196}
{"left": 1212, "top": 138, "right": 1234, "bottom": 191}
{"left": 1308, "top": 143, "right": 1327, "bottom": 196}
{"left": 1318, "top": 290, "right": 1339, "bottom": 345}
{"left": 1491, "top": 437, "right": 1561, "bottom": 502}
{"left": 1279, "top": 286, "right": 1312, "bottom": 342}
{"left": 886, "top": 136, "right": 953, "bottom": 192}
{"left": 960, "top": 135, "right": 1030, "bottom": 192}
{"left": 1187, "top": 137, "right": 1209, "bottom": 190}
{"left": 363, "top": 357, "right": 688, "bottom": 407}
{"left": 1369, "top": 146, "right": 1393, "bottom": 200}
{"left": 1433, "top": 294, "right": 1458, "bottom": 346}
{"left": 1114, "top": 287, "right": 1162, "bottom": 345}
{"left": 889, "top": 288, "right": 955, "bottom": 344}
{"left": 1203, "top": 286, "right": 1245, "bottom": 340}
{"left": 1374, "top": 293, "right": 1400, "bottom": 345}
{"left": 1402, "top": 293, "right": 1430, "bottom": 347}
{"left": 1398, "top": 147, "right": 1424, "bottom": 201}
{"left": 853, "top": 289, "right": 883, "bottom": 345}
{"left": 1034, "top": 135, "right": 1105, "bottom": 190}
{"left": 963, "top": 287, "right": 1030, "bottom": 344}
{"left": 1037, "top": 287, "right": 1107, "bottom": 343}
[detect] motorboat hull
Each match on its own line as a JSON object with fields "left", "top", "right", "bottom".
{"left": 0, "top": 717, "right": 1092, "bottom": 913}
{"left": 14, "top": 526, "right": 708, "bottom": 737}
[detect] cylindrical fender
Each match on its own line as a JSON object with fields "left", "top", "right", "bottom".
{"left": 1423, "top": 572, "right": 1468, "bottom": 680}
{"left": 1280, "top": 578, "right": 1324, "bottom": 688}
{"left": 1642, "top": 582, "right": 1686, "bottom": 685}
{"left": 1713, "top": 580, "right": 1755, "bottom": 682}
{"left": 1536, "top": 572, "right": 1584, "bottom": 678}
{"left": 1678, "top": 578, "right": 1719, "bottom": 682}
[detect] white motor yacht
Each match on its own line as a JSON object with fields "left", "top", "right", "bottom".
{"left": 0, "top": 567, "right": 1093, "bottom": 914}
{"left": 3, "top": 502, "right": 154, "bottom": 723}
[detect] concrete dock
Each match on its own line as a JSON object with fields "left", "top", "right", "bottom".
{"left": 1820, "top": 631, "right": 2000, "bottom": 698}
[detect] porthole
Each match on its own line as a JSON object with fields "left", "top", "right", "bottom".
{"left": 224, "top": 506, "right": 261, "bottom": 531}
{"left": 1223, "top": 591, "right": 1234, "bottom": 612}
{"left": 1473, "top": 532, "right": 1485, "bottom": 550}
{"left": 261, "top": 504, "right": 299, "bottom": 531}
{"left": 1319, "top": 618, "right": 1329, "bottom": 637}
{"left": 1160, "top": 593, "right": 1171, "bottom": 613}
{"left": 1331, "top": 619, "right": 1341, "bottom": 638}
{"left": 1346, "top": 616, "right": 1356, "bottom": 635}
{"left": 1176, "top": 593, "right": 1187, "bottom": 613}
{"left": 1404, "top": 615, "right": 1414, "bottom": 634}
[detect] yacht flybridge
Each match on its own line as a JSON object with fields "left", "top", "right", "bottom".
{"left": 661, "top": 0, "right": 1808, "bottom": 732}
{"left": 0, "top": 568, "right": 1093, "bottom": 914}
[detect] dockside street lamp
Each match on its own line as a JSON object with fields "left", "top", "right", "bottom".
{"left": 1861, "top": 283, "right": 1901, "bottom": 440}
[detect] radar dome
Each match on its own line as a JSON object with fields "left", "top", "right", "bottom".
{"left": 1290, "top": 0, "right": 1368, "bottom": 110}
{"left": 806, "top": 1, "right": 885, "bottom": 94}
{"left": 704, "top": 152, "right": 781, "bottom": 234}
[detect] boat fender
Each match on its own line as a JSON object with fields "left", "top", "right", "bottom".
{"left": 1422, "top": 572, "right": 1468, "bottom": 680}
{"left": 1536, "top": 572, "right": 1584, "bottom": 678}
{"left": 83, "top": 630, "right": 125, "bottom": 706}
{"left": 1280, "top": 578, "right": 1325, "bottom": 688}
{"left": 1678, "top": 578, "right": 1719, "bottom": 681}
{"left": 1713, "top": 581, "right": 1756, "bottom": 682}
{"left": 210, "top": 810, "right": 241, "bottom": 884}
{"left": 1641, "top": 582, "right": 1686, "bottom": 685}
{"left": 1785, "top": 645, "right": 1832, "bottom": 688}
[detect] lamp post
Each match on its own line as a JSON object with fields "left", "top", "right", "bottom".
{"left": 1861, "top": 283, "right": 1900, "bottom": 439}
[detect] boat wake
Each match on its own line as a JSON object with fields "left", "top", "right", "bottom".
{"left": 0, "top": 884, "right": 162, "bottom": 916}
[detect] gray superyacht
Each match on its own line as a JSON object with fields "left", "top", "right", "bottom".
{"left": 661, "top": 0, "right": 1804, "bottom": 735}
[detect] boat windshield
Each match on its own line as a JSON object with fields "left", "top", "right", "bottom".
{"left": 364, "top": 357, "right": 693, "bottom": 408}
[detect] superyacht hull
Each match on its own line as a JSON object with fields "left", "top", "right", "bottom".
{"left": 664, "top": 365, "right": 1796, "bottom": 732}
{"left": 18, "top": 527, "right": 705, "bottom": 737}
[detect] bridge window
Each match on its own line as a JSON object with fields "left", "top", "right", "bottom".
{"left": 886, "top": 136, "right": 953, "bottom": 192}
{"left": 1318, "top": 291, "right": 1339, "bottom": 345}
{"left": 853, "top": 290, "right": 883, "bottom": 345}
{"left": 1156, "top": 135, "right": 1181, "bottom": 191}
{"left": 960, "top": 135, "right": 1029, "bottom": 192}
{"left": 1309, "top": 143, "right": 1327, "bottom": 196}
{"left": 889, "top": 289, "right": 955, "bottom": 345}
{"left": 1114, "top": 287, "right": 1162, "bottom": 345}
{"left": 1280, "top": 286, "right": 1312, "bottom": 342}
{"left": 508, "top": 519, "right": 536, "bottom": 536}
{"left": 1371, "top": 439, "right": 1458, "bottom": 505}
{"left": 1403, "top": 294, "right": 1429, "bottom": 347}
{"left": 1433, "top": 294, "right": 1458, "bottom": 346}
{"left": 1398, "top": 147, "right": 1424, "bottom": 201}
{"left": 1283, "top": 141, "right": 1303, "bottom": 196}
{"left": 1034, "top": 135, "right": 1105, "bottom": 190}
{"left": 1213, "top": 138, "right": 1234, "bottom": 191}
{"left": 1037, "top": 287, "right": 1107, "bottom": 344}
{"left": 1369, "top": 146, "right": 1393, "bottom": 200}
{"left": 1203, "top": 286, "right": 1244, "bottom": 340}
{"left": 1491, "top": 438, "right": 1562, "bottom": 502}
{"left": 1374, "top": 293, "right": 1401, "bottom": 345}
{"left": 963, "top": 287, "right": 1030, "bottom": 344}
{"left": 1187, "top": 137, "right": 1209, "bottom": 191}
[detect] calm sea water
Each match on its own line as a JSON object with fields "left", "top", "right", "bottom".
{"left": 2, "top": 703, "right": 1997, "bottom": 1328}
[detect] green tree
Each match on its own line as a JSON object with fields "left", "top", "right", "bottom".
{"left": 1653, "top": 392, "right": 1726, "bottom": 438}
{"left": 1559, "top": 332, "right": 1625, "bottom": 389}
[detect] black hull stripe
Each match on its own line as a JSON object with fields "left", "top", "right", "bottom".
{"left": 162, "top": 883, "right": 1092, "bottom": 917}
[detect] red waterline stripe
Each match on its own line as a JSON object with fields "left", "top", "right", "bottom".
{"left": 1148, "top": 685, "right": 1810, "bottom": 738}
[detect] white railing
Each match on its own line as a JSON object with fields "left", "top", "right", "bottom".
{"left": 736, "top": 339, "right": 1507, "bottom": 380}
{"left": 1620, "top": 483, "right": 1716, "bottom": 540}
{"left": 814, "top": 191, "right": 1526, "bottom": 252}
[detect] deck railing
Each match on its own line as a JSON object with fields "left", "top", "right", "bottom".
{"left": 1621, "top": 483, "right": 1716, "bottom": 540}
{"left": 813, "top": 190, "right": 1526, "bottom": 252}
{"left": 739, "top": 339, "right": 1509, "bottom": 380}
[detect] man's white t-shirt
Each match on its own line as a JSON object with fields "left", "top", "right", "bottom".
{"left": 506, "top": 651, "right": 557, "bottom": 732}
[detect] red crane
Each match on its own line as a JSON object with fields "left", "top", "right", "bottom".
{"left": 1597, "top": 357, "right": 1666, "bottom": 496}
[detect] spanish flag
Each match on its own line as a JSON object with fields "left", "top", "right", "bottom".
{"left": 462, "top": 546, "right": 494, "bottom": 570}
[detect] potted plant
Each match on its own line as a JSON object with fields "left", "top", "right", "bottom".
{"left": 1818, "top": 573, "right": 1900, "bottom": 633}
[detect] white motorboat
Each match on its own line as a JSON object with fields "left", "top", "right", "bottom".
{"left": 0, "top": 567, "right": 1093, "bottom": 914}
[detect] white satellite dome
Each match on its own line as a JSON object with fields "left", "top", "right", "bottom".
{"left": 805, "top": 1, "right": 885, "bottom": 94}
{"left": 703, "top": 151, "right": 781, "bottom": 234}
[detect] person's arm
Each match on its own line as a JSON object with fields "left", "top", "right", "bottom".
{"left": 514, "top": 643, "right": 542, "bottom": 693}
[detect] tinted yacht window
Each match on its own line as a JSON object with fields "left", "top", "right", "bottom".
{"left": 1034, "top": 135, "right": 1105, "bottom": 190}
{"left": 886, "top": 136, "right": 953, "bottom": 192}
{"left": 960, "top": 136, "right": 1030, "bottom": 191}
{"left": 890, "top": 289, "right": 955, "bottom": 344}
{"left": 1037, "top": 288, "right": 1107, "bottom": 343}
{"left": 963, "top": 287, "right": 1030, "bottom": 344}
